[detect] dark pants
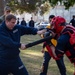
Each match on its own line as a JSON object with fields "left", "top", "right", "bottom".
{"left": 40, "top": 51, "right": 66, "bottom": 75}
{"left": 0, "top": 56, "right": 28, "bottom": 75}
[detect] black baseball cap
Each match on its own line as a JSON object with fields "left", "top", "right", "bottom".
{"left": 49, "top": 15, "right": 55, "bottom": 19}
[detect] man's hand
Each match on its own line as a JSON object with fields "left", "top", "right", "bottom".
{"left": 41, "top": 49, "right": 45, "bottom": 53}
{"left": 20, "top": 44, "right": 26, "bottom": 50}
{"left": 37, "top": 29, "right": 47, "bottom": 35}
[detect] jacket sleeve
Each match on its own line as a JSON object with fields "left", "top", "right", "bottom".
{"left": 19, "top": 25, "right": 38, "bottom": 36}
{"left": 0, "top": 31, "right": 21, "bottom": 48}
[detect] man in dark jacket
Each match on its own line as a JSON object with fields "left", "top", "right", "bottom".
{"left": 0, "top": 6, "right": 11, "bottom": 24}
{"left": 70, "top": 15, "right": 75, "bottom": 27}
{"left": 21, "top": 18, "right": 27, "bottom": 26}
{"left": 29, "top": 17, "right": 34, "bottom": 27}
{"left": 0, "top": 14, "right": 46, "bottom": 75}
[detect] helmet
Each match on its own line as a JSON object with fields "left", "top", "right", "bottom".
{"left": 51, "top": 16, "right": 66, "bottom": 33}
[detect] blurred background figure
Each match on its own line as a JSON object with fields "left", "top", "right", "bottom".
{"left": 0, "top": 6, "right": 11, "bottom": 24}
{"left": 17, "top": 18, "right": 20, "bottom": 24}
{"left": 69, "top": 15, "right": 75, "bottom": 27}
{"left": 21, "top": 18, "right": 27, "bottom": 26}
{"left": 29, "top": 17, "right": 34, "bottom": 27}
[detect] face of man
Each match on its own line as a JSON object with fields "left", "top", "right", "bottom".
{"left": 4, "top": 10, "right": 11, "bottom": 16}
{"left": 6, "top": 19, "right": 16, "bottom": 30}
{"left": 49, "top": 18, "right": 52, "bottom": 23}
{"left": 49, "top": 18, "right": 55, "bottom": 30}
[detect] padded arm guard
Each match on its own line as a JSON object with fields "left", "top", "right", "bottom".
{"left": 26, "top": 36, "right": 52, "bottom": 48}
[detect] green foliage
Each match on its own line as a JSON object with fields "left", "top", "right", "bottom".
{"left": 6, "top": 0, "right": 43, "bottom": 13}
{"left": 5, "top": 0, "right": 50, "bottom": 15}
{"left": 47, "top": 0, "right": 75, "bottom": 9}
{"left": 40, "top": 1, "right": 50, "bottom": 15}
{"left": 5, "top": 0, "right": 75, "bottom": 14}
{"left": 63, "top": 0, "right": 75, "bottom": 9}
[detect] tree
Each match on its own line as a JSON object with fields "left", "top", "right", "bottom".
{"left": 40, "top": 1, "right": 50, "bottom": 16}
{"left": 6, "top": 0, "right": 75, "bottom": 13}
{"left": 6, "top": 0, "right": 50, "bottom": 16}
{"left": 6, "top": 0, "right": 44, "bottom": 13}
{"left": 47, "top": 0, "right": 75, "bottom": 9}
{"left": 0, "top": 0, "right": 75, "bottom": 16}
{"left": 0, "top": 0, "right": 5, "bottom": 16}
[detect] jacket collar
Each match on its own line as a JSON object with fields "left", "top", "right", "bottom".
{"left": 2, "top": 21, "right": 12, "bottom": 31}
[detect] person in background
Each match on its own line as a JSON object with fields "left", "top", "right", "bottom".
{"left": 69, "top": 15, "right": 75, "bottom": 27}
{"left": 17, "top": 18, "right": 20, "bottom": 24}
{"left": 50, "top": 16, "right": 75, "bottom": 75}
{"left": 40, "top": 15, "right": 66, "bottom": 75}
{"left": 21, "top": 18, "right": 27, "bottom": 26}
{"left": 0, "top": 14, "right": 46, "bottom": 75}
{"left": 0, "top": 6, "right": 11, "bottom": 24}
{"left": 29, "top": 17, "right": 34, "bottom": 27}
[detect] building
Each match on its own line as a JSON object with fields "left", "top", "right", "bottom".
{"left": 49, "top": 5, "right": 75, "bottom": 23}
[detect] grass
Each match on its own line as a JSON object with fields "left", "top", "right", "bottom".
{"left": 20, "top": 35, "right": 74, "bottom": 75}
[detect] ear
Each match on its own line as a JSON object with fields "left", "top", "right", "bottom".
{"left": 5, "top": 20, "right": 9, "bottom": 24}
